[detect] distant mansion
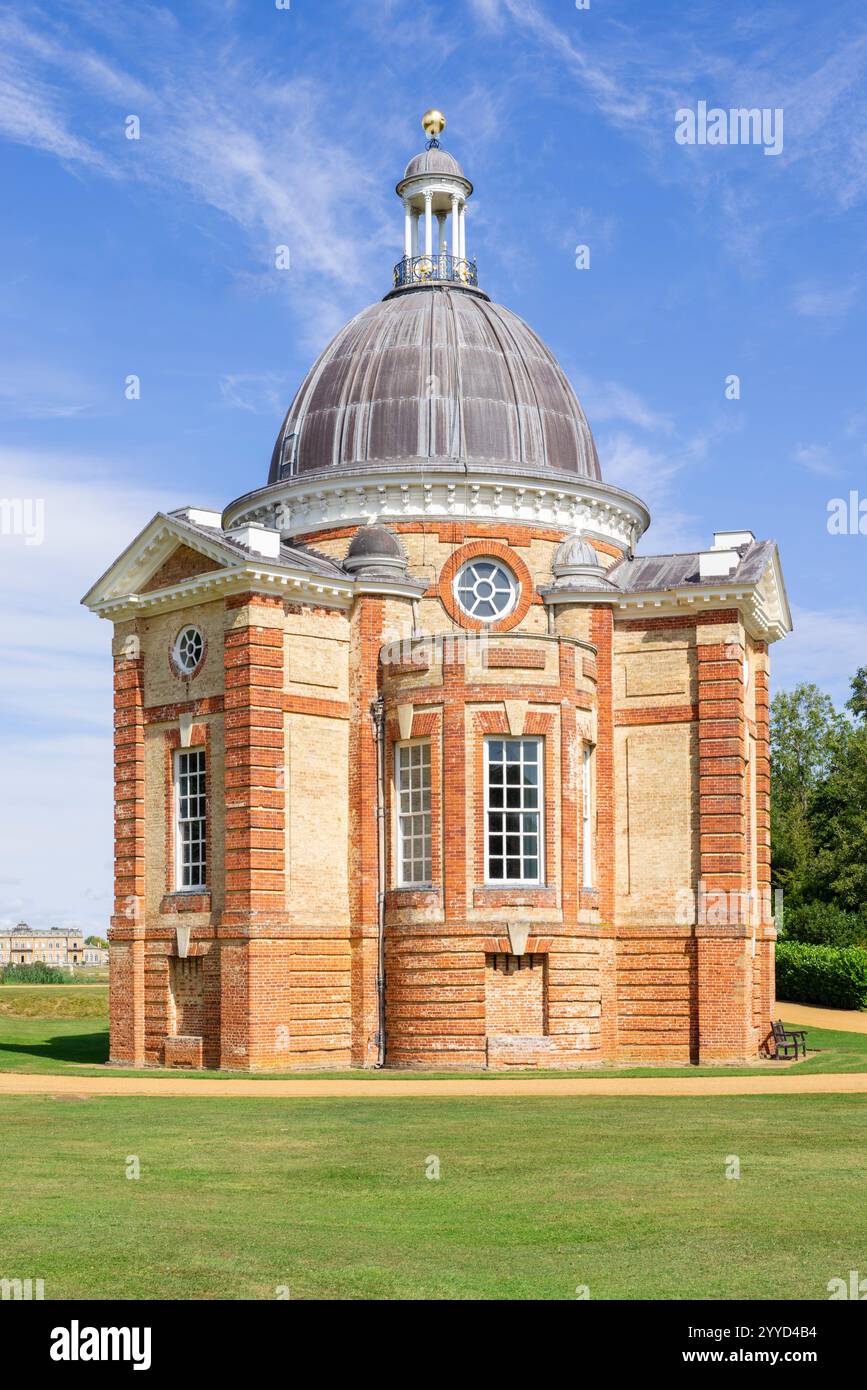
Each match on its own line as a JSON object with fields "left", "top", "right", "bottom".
{"left": 83, "top": 116, "right": 790, "bottom": 1071}
{"left": 0, "top": 925, "right": 106, "bottom": 968}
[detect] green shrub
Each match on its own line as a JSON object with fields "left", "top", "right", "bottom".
{"left": 780, "top": 901, "right": 867, "bottom": 948}
{"left": 776, "top": 941, "right": 867, "bottom": 1010}
{"left": 0, "top": 962, "right": 69, "bottom": 985}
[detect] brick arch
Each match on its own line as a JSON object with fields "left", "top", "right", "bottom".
{"left": 434, "top": 540, "right": 538, "bottom": 633}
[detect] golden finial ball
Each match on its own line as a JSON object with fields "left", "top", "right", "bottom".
{"left": 422, "top": 109, "right": 446, "bottom": 139}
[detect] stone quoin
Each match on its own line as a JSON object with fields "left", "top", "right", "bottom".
{"left": 83, "top": 113, "right": 791, "bottom": 1071}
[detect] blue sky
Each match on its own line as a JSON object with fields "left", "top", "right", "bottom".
{"left": 1, "top": 0, "right": 865, "bottom": 929}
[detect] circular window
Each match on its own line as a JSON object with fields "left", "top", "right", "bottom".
{"left": 454, "top": 559, "right": 518, "bottom": 622}
{"left": 173, "top": 625, "right": 204, "bottom": 676}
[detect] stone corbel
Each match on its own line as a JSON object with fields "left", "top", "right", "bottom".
{"left": 502, "top": 699, "right": 528, "bottom": 737}
{"left": 397, "top": 703, "right": 414, "bottom": 741}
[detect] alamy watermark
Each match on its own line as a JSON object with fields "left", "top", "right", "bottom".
{"left": 675, "top": 102, "right": 783, "bottom": 157}
{"left": 0, "top": 497, "right": 44, "bottom": 546}
{"left": 380, "top": 629, "right": 491, "bottom": 669}
{"left": 827, "top": 491, "right": 867, "bottom": 535}
{"left": 675, "top": 881, "right": 781, "bottom": 928}
{"left": 1, "top": 1277, "right": 44, "bottom": 1300}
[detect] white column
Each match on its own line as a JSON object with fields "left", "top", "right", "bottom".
{"left": 411, "top": 210, "right": 419, "bottom": 257}
{"left": 450, "top": 194, "right": 459, "bottom": 258}
{"left": 437, "top": 212, "right": 447, "bottom": 255}
{"left": 403, "top": 200, "right": 413, "bottom": 259}
{"left": 424, "top": 191, "right": 433, "bottom": 258}
{"left": 459, "top": 202, "right": 466, "bottom": 261}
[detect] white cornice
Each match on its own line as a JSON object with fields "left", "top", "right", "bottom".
{"left": 88, "top": 565, "right": 355, "bottom": 622}
{"left": 222, "top": 467, "right": 651, "bottom": 555}
{"left": 544, "top": 583, "right": 791, "bottom": 643}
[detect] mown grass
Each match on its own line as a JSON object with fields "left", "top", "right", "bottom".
{"left": 0, "top": 986, "right": 109, "bottom": 1020}
{"left": 0, "top": 1092, "right": 864, "bottom": 1299}
{"left": 1, "top": 1001, "right": 866, "bottom": 1079}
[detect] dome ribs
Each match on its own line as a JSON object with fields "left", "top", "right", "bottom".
{"left": 266, "top": 286, "right": 602, "bottom": 483}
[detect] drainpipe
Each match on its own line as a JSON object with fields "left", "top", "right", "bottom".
{"left": 371, "top": 696, "right": 387, "bottom": 1067}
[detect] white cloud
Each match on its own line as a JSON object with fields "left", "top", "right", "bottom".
{"left": 772, "top": 606, "right": 867, "bottom": 708}
{"left": 0, "top": 11, "right": 398, "bottom": 354}
{"left": 578, "top": 376, "right": 674, "bottom": 435}
{"left": 0, "top": 449, "right": 185, "bottom": 932}
{"left": 600, "top": 429, "right": 705, "bottom": 554}
{"left": 793, "top": 281, "right": 860, "bottom": 322}
{"left": 219, "top": 372, "right": 293, "bottom": 416}
{"left": 792, "top": 443, "right": 840, "bottom": 478}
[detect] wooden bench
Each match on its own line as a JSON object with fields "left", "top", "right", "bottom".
{"left": 770, "top": 1019, "right": 808, "bottom": 1060}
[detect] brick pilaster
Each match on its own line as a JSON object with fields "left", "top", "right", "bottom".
{"left": 442, "top": 646, "right": 467, "bottom": 920}
{"left": 753, "top": 650, "right": 771, "bottom": 892}
{"left": 696, "top": 619, "right": 752, "bottom": 1060}
{"left": 220, "top": 593, "right": 286, "bottom": 1069}
{"left": 590, "top": 605, "right": 618, "bottom": 1063}
{"left": 559, "top": 644, "right": 579, "bottom": 923}
{"left": 109, "top": 642, "right": 145, "bottom": 1065}
{"left": 697, "top": 629, "right": 747, "bottom": 894}
{"left": 348, "top": 596, "right": 383, "bottom": 1066}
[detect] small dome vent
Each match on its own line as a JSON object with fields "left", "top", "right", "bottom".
{"left": 344, "top": 525, "right": 408, "bottom": 580}
{"left": 552, "top": 533, "right": 604, "bottom": 575}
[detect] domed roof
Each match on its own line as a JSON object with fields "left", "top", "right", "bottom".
{"left": 403, "top": 148, "right": 465, "bottom": 180}
{"left": 269, "top": 286, "right": 601, "bottom": 483}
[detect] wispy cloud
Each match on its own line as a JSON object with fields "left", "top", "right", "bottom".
{"left": 0, "top": 6, "right": 398, "bottom": 352}
{"left": 578, "top": 376, "right": 674, "bottom": 435}
{"left": 219, "top": 372, "right": 293, "bottom": 416}
{"left": 0, "top": 447, "right": 187, "bottom": 931}
{"left": 792, "top": 442, "right": 840, "bottom": 478}
{"left": 773, "top": 606, "right": 867, "bottom": 708}
{"left": 793, "top": 280, "right": 861, "bottom": 322}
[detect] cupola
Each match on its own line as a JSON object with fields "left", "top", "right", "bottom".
{"left": 393, "top": 109, "right": 476, "bottom": 290}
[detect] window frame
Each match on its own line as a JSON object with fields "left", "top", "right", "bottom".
{"left": 453, "top": 557, "right": 519, "bottom": 624}
{"left": 394, "top": 739, "right": 433, "bottom": 888}
{"left": 483, "top": 736, "right": 545, "bottom": 886}
{"left": 172, "top": 624, "right": 205, "bottom": 677}
{"left": 173, "top": 746, "right": 207, "bottom": 891}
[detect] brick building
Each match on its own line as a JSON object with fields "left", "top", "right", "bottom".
{"left": 83, "top": 115, "right": 791, "bottom": 1071}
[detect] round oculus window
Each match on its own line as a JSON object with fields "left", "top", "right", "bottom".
{"left": 173, "top": 625, "right": 204, "bottom": 675}
{"left": 454, "top": 559, "right": 518, "bottom": 622}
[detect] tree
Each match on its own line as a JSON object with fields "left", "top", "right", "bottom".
{"left": 803, "top": 722, "right": 867, "bottom": 911}
{"left": 847, "top": 666, "right": 867, "bottom": 723}
{"left": 85, "top": 935, "right": 108, "bottom": 948}
{"left": 770, "top": 683, "right": 846, "bottom": 902}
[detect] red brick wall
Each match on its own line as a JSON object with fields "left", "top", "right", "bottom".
{"left": 485, "top": 954, "right": 546, "bottom": 1035}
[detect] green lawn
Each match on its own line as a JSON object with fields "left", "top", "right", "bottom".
{"left": 0, "top": 1092, "right": 864, "bottom": 1299}
{"left": 1, "top": 993, "right": 866, "bottom": 1079}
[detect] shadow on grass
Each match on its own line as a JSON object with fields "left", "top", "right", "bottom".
{"left": 0, "top": 1032, "right": 109, "bottom": 1067}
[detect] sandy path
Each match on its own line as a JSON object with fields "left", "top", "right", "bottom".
{"left": 0, "top": 1072, "right": 866, "bottom": 1100}
{"left": 779, "top": 1003, "right": 867, "bottom": 1034}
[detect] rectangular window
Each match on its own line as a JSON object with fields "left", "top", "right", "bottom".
{"left": 395, "top": 741, "right": 432, "bottom": 886}
{"left": 485, "top": 738, "right": 543, "bottom": 884}
{"left": 582, "top": 744, "right": 594, "bottom": 888}
{"left": 174, "top": 748, "right": 207, "bottom": 890}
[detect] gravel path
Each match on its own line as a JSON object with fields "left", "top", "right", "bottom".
{"left": 1, "top": 1072, "right": 865, "bottom": 1099}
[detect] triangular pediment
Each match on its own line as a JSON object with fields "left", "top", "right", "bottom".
{"left": 82, "top": 512, "right": 247, "bottom": 610}
{"left": 140, "top": 543, "right": 223, "bottom": 593}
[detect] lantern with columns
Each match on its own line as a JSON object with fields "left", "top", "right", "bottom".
{"left": 393, "top": 110, "right": 477, "bottom": 288}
